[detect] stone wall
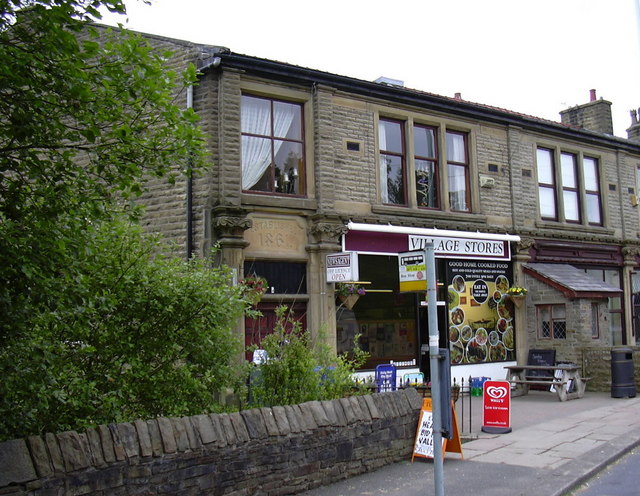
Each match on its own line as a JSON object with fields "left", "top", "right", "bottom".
{"left": 583, "top": 346, "right": 640, "bottom": 393}
{"left": 0, "top": 389, "right": 422, "bottom": 496}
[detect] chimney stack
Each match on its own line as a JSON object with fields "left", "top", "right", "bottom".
{"left": 559, "top": 89, "right": 613, "bottom": 135}
{"left": 627, "top": 108, "right": 640, "bottom": 142}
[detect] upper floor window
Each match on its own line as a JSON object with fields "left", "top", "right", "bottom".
{"left": 241, "top": 94, "right": 304, "bottom": 196}
{"left": 446, "top": 131, "right": 470, "bottom": 212}
{"left": 536, "top": 147, "right": 602, "bottom": 226}
{"left": 378, "top": 119, "right": 470, "bottom": 212}
{"left": 414, "top": 125, "right": 439, "bottom": 208}
{"left": 379, "top": 119, "right": 406, "bottom": 205}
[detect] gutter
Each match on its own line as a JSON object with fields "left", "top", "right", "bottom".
{"left": 211, "top": 52, "right": 640, "bottom": 154}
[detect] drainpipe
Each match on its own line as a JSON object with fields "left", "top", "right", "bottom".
{"left": 186, "top": 84, "right": 194, "bottom": 259}
{"left": 186, "top": 54, "right": 222, "bottom": 260}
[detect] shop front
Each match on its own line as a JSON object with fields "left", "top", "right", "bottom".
{"left": 338, "top": 222, "right": 520, "bottom": 385}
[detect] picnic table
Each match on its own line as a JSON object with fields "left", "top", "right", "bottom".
{"left": 504, "top": 364, "right": 588, "bottom": 401}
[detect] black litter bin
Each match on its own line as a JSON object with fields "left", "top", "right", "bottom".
{"left": 611, "top": 348, "right": 636, "bottom": 398}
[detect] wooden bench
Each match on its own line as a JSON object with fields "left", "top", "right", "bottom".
{"left": 505, "top": 365, "right": 587, "bottom": 401}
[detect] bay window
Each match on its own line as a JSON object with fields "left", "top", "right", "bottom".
{"left": 241, "top": 94, "right": 304, "bottom": 196}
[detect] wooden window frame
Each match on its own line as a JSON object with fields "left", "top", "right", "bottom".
{"left": 537, "top": 304, "right": 567, "bottom": 340}
{"left": 241, "top": 94, "right": 305, "bottom": 197}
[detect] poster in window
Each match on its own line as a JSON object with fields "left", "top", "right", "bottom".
{"left": 447, "top": 260, "right": 515, "bottom": 364}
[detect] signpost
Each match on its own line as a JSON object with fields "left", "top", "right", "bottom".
{"left": 481, "top": 380, "right": 512, "bottom": 434}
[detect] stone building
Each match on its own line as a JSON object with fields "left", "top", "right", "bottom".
{"left": 130, "top": 29, "right": 640, "bottom": 383}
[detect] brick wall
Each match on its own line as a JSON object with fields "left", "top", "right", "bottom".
{"left": 0, "top": 389, "right": 422, "bottom": 495}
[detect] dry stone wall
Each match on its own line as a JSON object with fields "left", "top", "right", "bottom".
{"left": 0, "top": 389, "right": 422, "bottom": 496}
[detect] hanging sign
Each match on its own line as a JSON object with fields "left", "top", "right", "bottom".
{"left": 481, "top": 380, "right": 512, "bottom": 434}
{"left": 326, "top": 252, "right": 359, "bottom": 282}
{"left": 398, "top": 250, "right": 427, "bottom": 292}
{"left": 412, "top": 398, "right": 463, "bottom": 461}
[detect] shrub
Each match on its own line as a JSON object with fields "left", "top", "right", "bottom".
{"left": 248, "top": 305, "right": 368, "bottom": 408}
{"left": 0, "top": 217, "right": 246, "bottom": 440}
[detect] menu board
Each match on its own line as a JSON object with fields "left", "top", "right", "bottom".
{"left": 446, "top": 260, "right": 515, "bottom": 365}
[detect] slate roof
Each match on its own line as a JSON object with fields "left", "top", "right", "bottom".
{"left": 523, "top": 263, "right": 622, "bottom": 298}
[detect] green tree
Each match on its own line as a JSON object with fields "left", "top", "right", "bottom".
{"left": 0, "top": 1, "right": 249, "bottom": 441}
{"left": 0, "top": 0, "right": 205, "bottom": 341}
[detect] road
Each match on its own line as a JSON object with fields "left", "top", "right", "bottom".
{"left": 570, "top": 449, "right": 640, "bottom": 496}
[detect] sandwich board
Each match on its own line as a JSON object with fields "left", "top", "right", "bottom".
{"left": 411, "top": 398, "right": 463, "bottom": 461}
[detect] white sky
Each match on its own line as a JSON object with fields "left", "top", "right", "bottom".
{"left": 100, "top": 0, "right": 640, "bottom": 138}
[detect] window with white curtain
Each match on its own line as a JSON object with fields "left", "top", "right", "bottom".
{"left": 536, "top": 146, "right": 602, "bottom": 226}
{"left": 241, "top": 94, "right": 304, "bottom": 195}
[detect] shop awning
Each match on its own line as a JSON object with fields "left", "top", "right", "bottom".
{"left": 523, "top": 263, "right": 622, "bottom": 298}
{"left": 344, "top": 222, "right": 521, "bottom": 261}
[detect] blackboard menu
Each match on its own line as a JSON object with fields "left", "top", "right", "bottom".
{"left": 527, "top": 349, "right": 556, "bottom": 379}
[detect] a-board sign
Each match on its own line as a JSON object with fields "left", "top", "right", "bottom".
{"left": 481, "top": 380, "right": 512, "bottom": 434}
{"left": 412, "top": 398, "right": 463, "bottom": 461}
{"left": 398, "top": 250, "right": 427, "bottom": 292}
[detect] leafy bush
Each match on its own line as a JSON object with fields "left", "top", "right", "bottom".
{"left": 0, "top": 217, "right": 247, "bottom": 441}
{"left": 248, "top": 305, "right": 369, "bottom": 408}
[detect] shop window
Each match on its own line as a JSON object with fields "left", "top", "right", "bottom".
{"left": 537, "top": 304, "right": 566, "bottom": 339}
{"left": 336, "top": 254, "right": 419, "bottom": 369}
{"left": 243, "top": 260, "right": 306, "bottom": 294}
{"left": 583, "top": 267, "right": 623, "bottom": 345}
{"left": 536, "top": 146, "right": 602, "bottom": 226}
{"left": 379, "top": 118, "right": 406, "bottom": 205}
{"left": 241, "top": 94, "right": 305, "bottom": 196}
{"left": 632, "top": 271, "right": 640, "bottom": 345}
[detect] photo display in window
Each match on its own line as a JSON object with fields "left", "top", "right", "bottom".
{"left": 447, "top": 260, "right": 515, "bottom": 365}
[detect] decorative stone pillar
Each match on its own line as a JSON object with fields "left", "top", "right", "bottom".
{"left": 514, "top": 237, "right": 535, "bottom": 364}
{"left": 622, "top": 244, "right": 640, "bottom": 346}
{"left": 210, "top": 206, "right": 252, "bottom": 272}
{"left": 210, "top": 206, "right": 251, "bottom": 361}
{"left": 308, "top": 216, "right": 348, "bottom": 354}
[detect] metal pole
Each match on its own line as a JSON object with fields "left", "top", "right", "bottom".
{"left": 426, "top": 244, "right": 444, "bottom": 496}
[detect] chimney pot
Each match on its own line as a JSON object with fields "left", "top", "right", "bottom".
{"left": 590, "top": 89, "right": 597, "bottom": 102}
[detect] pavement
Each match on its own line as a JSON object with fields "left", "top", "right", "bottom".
{"left": 300, "top": 390, "right": 640, "bottom": 496}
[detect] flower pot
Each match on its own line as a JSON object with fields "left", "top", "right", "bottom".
{"left": 339, "top": 294, "right": 360, "bottom": 310}
{"left": 509, "top": 294, "right": 526, "bottom": 308}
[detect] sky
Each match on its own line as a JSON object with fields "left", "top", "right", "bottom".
{"left": 99, "top": 0, "right": 640, "bottom": 138}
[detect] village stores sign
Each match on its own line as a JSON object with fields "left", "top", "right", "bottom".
{"left": 342, "top": 222, "right": 520, "bottom": 261}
